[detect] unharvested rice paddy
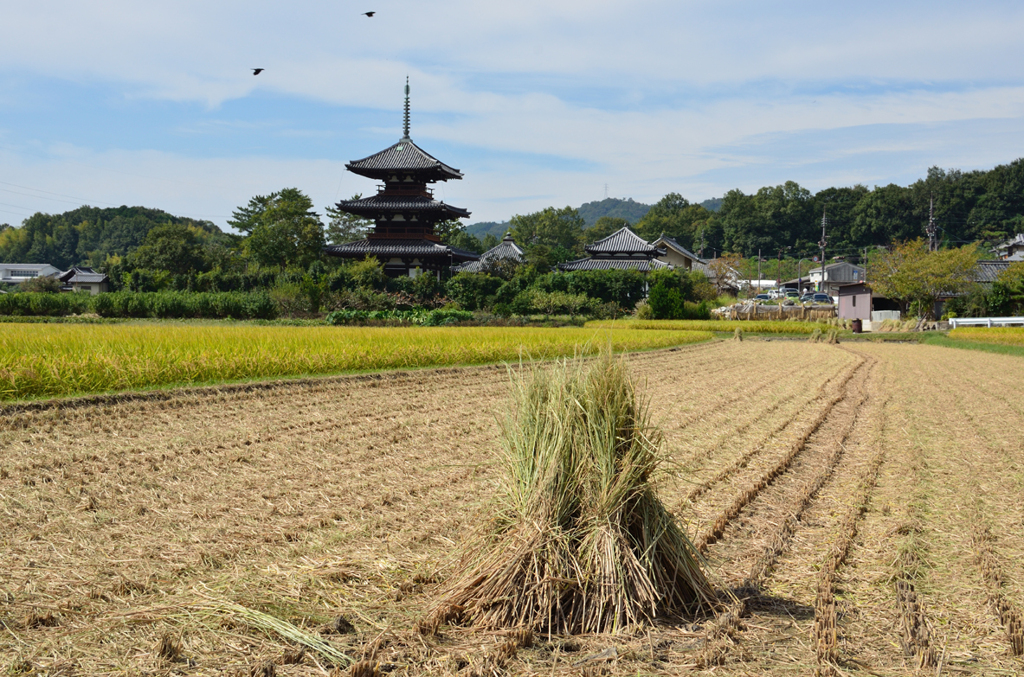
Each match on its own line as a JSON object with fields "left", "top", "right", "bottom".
{"left": 0, "top": 324, "right": 712, "bottom": 401}
{"left": 949, "top": 326, "right": 1024, "bottom": 346}
{"left": 586, "top": 319, "right": 825, "bottom": 334}
{"left": 2, "top": 340, "right": 1023, "bottom": 675}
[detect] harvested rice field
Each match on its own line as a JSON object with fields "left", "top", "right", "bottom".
{"left": 2, "top": 340, "right": 1023, "bottom": 676}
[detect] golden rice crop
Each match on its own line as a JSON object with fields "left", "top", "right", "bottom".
{"left": 0, "top": 324, "right": 713, "bottom": 401}
{"left": 948, "top": 327, "right": 1024, "bottom": 346}
{"left": 586, "top": 319, "right": 824, "bottom": 334}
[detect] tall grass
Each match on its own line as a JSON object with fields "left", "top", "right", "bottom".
{"left": 427, "top": 352, "right": 713, "bottom": 634}
{"left": 948, "top": 327, "right": 1024, "bottom": 346}
{"left": 586, "top": 318, "right": 824, "bottom": 334}
{"left": 0, "top": 324, "right": 713, "bottom": 401}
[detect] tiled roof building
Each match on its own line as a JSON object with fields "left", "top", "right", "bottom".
{"left": 324, "top": 80, "right": 478, "bottom": 278}
{"left": 455, "top": 234, "right": 525, "bottom": 273}
{"left": 559, "top": 226, "right": 668, "bottom": 272}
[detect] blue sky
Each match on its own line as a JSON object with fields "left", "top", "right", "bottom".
{"left": 2, "top": 0, "right": 1023, "bottom": 228}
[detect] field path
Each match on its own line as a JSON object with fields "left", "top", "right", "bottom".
{"left": 2, "top": 340, "right": 1024, "bottom": 676}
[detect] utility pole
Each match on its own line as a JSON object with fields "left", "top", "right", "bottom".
{"left": 777, "top": 246, "right": 790, "bottom": 287}
{"left": 757, "top": 248, "right": 762, "bottom": 296}
{"left": 698, "top": 230, "right": 706, "bottom": 259}
{"left": 926, "top": 194, "right": 938, "bottom": 252}
{"left": 818, "top": 208, "right": 829, "bottom": 292}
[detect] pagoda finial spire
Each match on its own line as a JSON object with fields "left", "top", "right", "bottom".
{"left": 402, "top": 77, "right": 411, "bottom": 141}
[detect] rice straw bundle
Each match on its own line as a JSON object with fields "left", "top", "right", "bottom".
{"left": 427, "top": 352, "right": 714, "bottom": 635}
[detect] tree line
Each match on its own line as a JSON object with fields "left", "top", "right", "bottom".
{"left": 3, "top": 158, "right": 1023, "bottom": 291}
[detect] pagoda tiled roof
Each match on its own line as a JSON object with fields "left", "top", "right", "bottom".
{"left": 585, "top": 227, "right": 663, "bottom": 256}
{"left": 346, "top": 138, "right": 463, "bottom": 182}
{"left": 558, "top": 257, "right": 669, "bottom": 272}
{"left": 334, "top": 194, "right": 470, "bottom": 220}
{"left": 455, "top": 235, "right": 524, "bottom": 273}
{"left": 324, "top": 238, "right": 479, "bottom": 263}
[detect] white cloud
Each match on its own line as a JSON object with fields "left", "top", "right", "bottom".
{"left": 1, "top": 1, "right": 1024, "bottom": 226}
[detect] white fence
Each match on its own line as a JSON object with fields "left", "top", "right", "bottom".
{"left": 871, "top": 310, "right": 901, "bottom": 322}
{"left": 948, "top": 317, "right": 1024, "bottom": 328}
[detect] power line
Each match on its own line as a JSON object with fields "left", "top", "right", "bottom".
{"left": 0, "top": 180, "right": 120, "bottom": 207}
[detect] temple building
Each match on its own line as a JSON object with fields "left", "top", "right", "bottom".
{"left": 324, "top": 80, "right": 479, "bottom": 278}
{"left": 559, "top": 226, "right": 669, "bottom": 272}
{"left": 454, "top": 233, "right": 525, "bottom": 273}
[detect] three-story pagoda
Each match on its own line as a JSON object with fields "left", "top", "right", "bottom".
{"left": 324, "top": 81, "right": 478, "bottom": 277}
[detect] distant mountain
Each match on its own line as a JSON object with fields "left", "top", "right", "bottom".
{"left": 465, "top": 221, "right": 510, "bottom": 239}
{"left": 577, "top": 198, "right": 651, "bottom": 226}
{"left": 700, "top": 197, "right": 723, "bottom": 212}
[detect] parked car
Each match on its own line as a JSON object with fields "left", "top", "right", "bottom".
{"left": 784, "top": 290, "right": 800, "bottom": 299}
{"left": 767, "top": 289, "right": 786, "bottom": 299}
{"left": 811, "top": 293, "right": 835, "bottom": 304}
{"left": 754, "top": 293, "right": 772, "bottom": 301}
{"left": 799, "top": 293, "right": 815, "bottom": 302}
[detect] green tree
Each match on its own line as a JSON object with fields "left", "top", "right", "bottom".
{"left": 870, "top": 240, "right": 982, "bottom": 318}
{"left": 324, "top": 196, "right": 373, "bottom": 245}
{"left": 434, "top": 219, "right": 484, "bottom": 254}
{"left": 509, "top": 206, "right": 584, "bottom": 252}
{"left": 849, "top": 184, "right": 918, "bottom": 246}
{"left": 130, "top": 223, "right": 209, "bottom": 275}
{"left": 19, "top": 275, "right": 63, "bottom": 293}
{"left": 480, "top": 233, "right": 499, "bottom": 251}
{"left": 989, "top": 260, "right": 1024, "bottom": 315}
{"left": 634, "top": 193, "right": 712, "bottom": 249}
{"left": 583, "top": 216, "right": 629, "bottom": 244}
{"left": 240, "top": 188, "right": 326, "bottom": 269}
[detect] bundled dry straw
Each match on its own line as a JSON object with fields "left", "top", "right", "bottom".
{"left": 426, "top": 352, "right": 714, "bottom": 635}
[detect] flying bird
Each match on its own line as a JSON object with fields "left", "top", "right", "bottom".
{"left": 362, "top": 11, "right": 375, "bottom": 17}
{"left": 252, "top": 68, "right": 264, "bottom": 75}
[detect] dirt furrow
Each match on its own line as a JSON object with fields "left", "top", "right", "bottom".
{"left": 848, "top": 343, "right": 1024, "bottom": 672}
{"left": 685, "top": 357, "right": 856, "bottom": 506}
{"left": 690, "top": 352, "right": 865, "bottom": 553}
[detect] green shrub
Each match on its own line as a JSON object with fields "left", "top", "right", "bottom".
{"left": 19, "top": 276, "right": 63, "bottom": 294}
{"left": 0, "top": 292, "right": 90, "bottom": 317}
{"left": 445, "top": 272, "right": 504, "bottom": 311}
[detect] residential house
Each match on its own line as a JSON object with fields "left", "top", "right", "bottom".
{"left": 653, "top": 236, "right": 709, "bottom": 273}
{"left": 59, "top": 267, "right": 110, "bottom": 295}
{"left": 0, "top": 263, "right": 64, "bottom": 286}
{"left": 806, "top": 261, "right": 865, "bottom": 296}
{"left": 994, "top": 234, "right": 1024, "bottom": 261}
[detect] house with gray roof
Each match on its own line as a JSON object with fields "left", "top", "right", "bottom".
{"left": 653, "top": 235, "right": 710, "bottom": 274}
{"left": 994, "top": 234, "right": 1024, "bottom": 261}
{"left": 59, "top": 267, "right": 110, "bottom": 295}
{"left": 0, "top": 263, "right": 64, "bottom": 286}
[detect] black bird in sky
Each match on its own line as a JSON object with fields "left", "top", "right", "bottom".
{"left": 252, "top": 68, "right": 264, "bottom": 75}
{"left": 363, "top": 11, "right": 375, "bottom": 17}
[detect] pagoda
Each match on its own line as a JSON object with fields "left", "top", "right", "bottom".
{"left": 324, "top": 80, "right": 478, "bottom": 278}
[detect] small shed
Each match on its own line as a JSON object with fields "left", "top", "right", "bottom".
{"left": 837, "top": 283, "right": 871, "bottom": 321}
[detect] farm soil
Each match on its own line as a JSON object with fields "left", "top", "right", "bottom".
{"left": 2, "top": 341, "right": 1023, "bottom": 675}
